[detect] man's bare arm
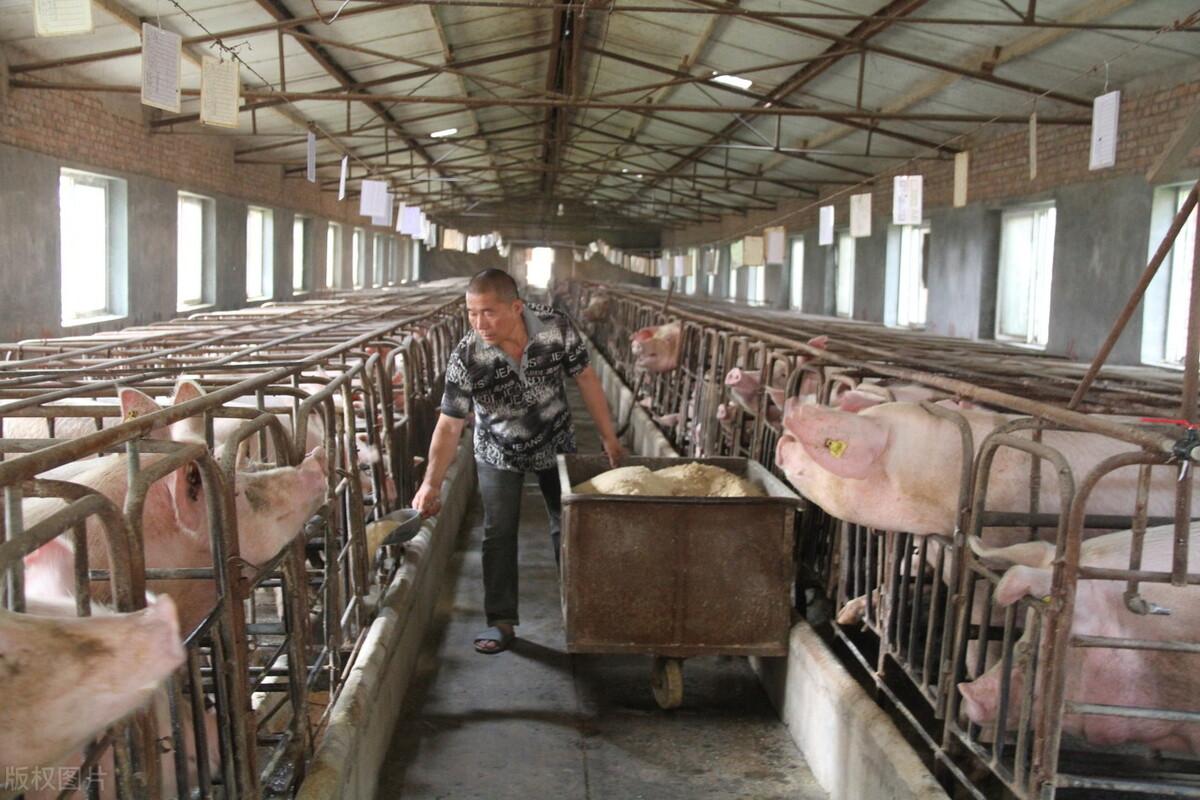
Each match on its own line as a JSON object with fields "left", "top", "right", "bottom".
{"left": 573, "top": 365, "right": 625, "bottom": 467}
{"left": 412, "top": 413, "right": 467, "bottom": 516}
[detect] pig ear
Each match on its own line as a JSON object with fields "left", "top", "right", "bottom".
{"left": 807, "top": 335, "right": 829, "bottom": 351}
{"left": 724, "top": 368, "right": 741, "bottom": 386}
{"left": 170, "top": 380, "right": 207, "bottom": 443}
{"left": 957, "top": 681, "right": 994, "bottom": 724}
{"left": 171, "top": 379, "right": 205, "bottom": 405}
{"left": 119, "top": 388, "right": 167, "bottom": 438}
{"left": 169, "top": 461, "right": 208, "bottom": 535}
{"left": 836, "top": 390, "right": 884, "bottom": 413}
{"left": 785, "top": 404, "right": 888, "bottom": 480}
{"left": 996, "top": 565, "right": 1053, "bottom": 606}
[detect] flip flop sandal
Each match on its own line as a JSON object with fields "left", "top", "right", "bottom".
{"left": 474, "top": 626, "right": 515, "bottom": 655}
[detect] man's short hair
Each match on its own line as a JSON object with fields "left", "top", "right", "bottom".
{"left": 467, "top": 269, "right": 520, "bottom": 302}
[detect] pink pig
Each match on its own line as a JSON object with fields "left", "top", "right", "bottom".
{"left": 630, "top": 321, "right": 682, "bottom": 373}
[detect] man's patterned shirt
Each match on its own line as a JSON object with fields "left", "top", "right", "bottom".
{"left": 439, "top": 303, "right": 590, "bottom": 472}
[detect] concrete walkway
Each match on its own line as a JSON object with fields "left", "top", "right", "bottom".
{"left": 376, "top": 386, "right": 826, "bottom": 800}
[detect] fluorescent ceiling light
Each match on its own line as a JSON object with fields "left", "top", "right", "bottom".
{"left": 430, "top": 127, "right": 458, "bottom": 138}
{"left": 711, "top": 73, "right": 752, "bottom": 91}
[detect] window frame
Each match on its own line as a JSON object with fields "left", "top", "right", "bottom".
{"left": 995, "top": 202, "right": 1056, "bottom": 348}
{"left": 176, "top": 191, "right": 214, "bottom": 311}
{"left": 59, "top": 168, "right": 126, "bottom": 325}
{"left": 886, "top": 221, "right": 930, "bottom": 329}
{"left": 835, "top": 231, "right": 856, "bottom": 319}
{"left": 292, "top": 216, "right": 311, "bottom": 295}
{"left": 1142, "top": 182, "right": 1199, "bottom": 368}
{"left": 352, "top": 227, "right": 366, "bottom": 289}
{"left": 788, "top": 237, "right": 804, "bottom": 310}
{"left": 326, "top": 221, "right": 342, "bottom": 289}
{"left": 245, "top": 205, "right": 275, "bottom": 301}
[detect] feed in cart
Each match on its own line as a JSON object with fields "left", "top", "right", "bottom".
{"left": 572, "top": 462, "right": 764, "bottom": 498}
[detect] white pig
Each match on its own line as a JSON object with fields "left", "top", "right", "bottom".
{"left": 958, "top": 522, "right": 1200, "bottom": 754}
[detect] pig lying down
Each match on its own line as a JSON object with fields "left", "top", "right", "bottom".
{"left": 573, "top": 462, "right": 764, "bottom": 498}
{"left": 959, "top": 522, "right": 1200, "bottom": 754}
{"left": 0, "top": 595, "right": 185, "bottom": 772}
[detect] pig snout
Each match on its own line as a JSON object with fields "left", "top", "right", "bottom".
{"left": 958, "top": 677, "right": 999, "bottom": 725}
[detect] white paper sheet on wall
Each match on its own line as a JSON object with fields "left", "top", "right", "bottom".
{"left": 892, "top": 175, "right": 923, "bottom": 225}
{"left": 1089, "top": 90, "right": 1120, "bottom": 170}
{"left": 199, "top": 57, "right": 239, "bottom": 128}
{"left": 141, "top": 23, "right": 182, "bottom": 113}
{"left": 338, "top": 156, "right": 349, "bottom": 200}
{"left": 1029, "top": 113, "right": 1038, "bottom": 180}
{"left": 34, "top": 0, "right": 93, "bottom": 37}
{"left": 818, "top": 205, "right": 834, "bottom": 245}
{"left": 849, "top": 193, "right": 871, "bottom": 238}
{"left": 359, "top": 179, "right": 389, "bottom": 219}
{"left": 743, "top": 236, "right": 764, "bottom": 266}
{"left": 306, "top": 131, "right": 317, "bottom": 183}
{"left": 764, "top": 227, "right": 786, "bottom": 264}
{"left": 953, "top": 152, "right": 969, "bottom": 208}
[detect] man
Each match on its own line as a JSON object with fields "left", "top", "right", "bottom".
{"left": 412, "top": 269, "right": 623, "bottom": 654}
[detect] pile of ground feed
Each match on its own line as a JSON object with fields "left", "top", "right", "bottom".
{"left": 572, "top": 462, "right": 764, "bottom": 498}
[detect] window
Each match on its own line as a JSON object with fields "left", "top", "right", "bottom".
{"left": 291, "top": 217, "right": 310, "bottom": 294}
{"left": 246, "top": 206, "right": 274, "bottom": 300}
{"left": 746, "top": 265, "right": 765, "bottom": 303}
{"left": 527, "top": 246, "right": 553, "bottom": 289}
{"left": 706, "top": 273, "right": 716, "bottom": 296}
{"left": 887, "top": 223, "right": 930, "bottom": 328}
{"left": 996, "top": 204, "right": 1056, "bottom": 347}
{"left": 789, "top": 238, "right": 804, "bottom": 310}
{"left": 326, "top": 222, "right": 342, "bottom": 289}
{"left": 352, "top": 228, "right": 365, "bottom": 289}
{"left": 835, "top": 232, "right": 856, "bottom": 318}
{"left": 1143, "top": 183, "right": 1199, "bottom": 366}
{"left": 410, "top": 239, "right": 421, "bottom": 282}
{"left": 685, "top": 273, "right": 696, "bottom": 295}
{"left": 60, "top": 169, "right": 124, "bottom": 323}
{"left": 177, "top": 192, "right": 212, "bottom": 309}
{"left": 728, "top": 265, "right": 738, "bottom": 298}
{"left": 372, "top": 236, "right": 387, "bottom": 288}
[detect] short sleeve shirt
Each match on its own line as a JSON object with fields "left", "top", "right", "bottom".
{"left": 440, "top": 303, "right": 590, "bottom": 472}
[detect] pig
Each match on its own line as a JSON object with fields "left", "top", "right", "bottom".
{"left": 834, "top": 382, "right": 950, "bottom": 413}
{"left": 13, "top": 596, "right": 222, "bottom": 800}
{"left": 775, "top": 400, "right": 1196, "bottom": 538}
{"left": 653, "top": 412, "right": 680, "bottom": 429}
{"left": 724, "top": 367, "right": 784, "bottom": 424}
{"left": 581, "top": 294, "right": 611, "bottom": 322}
{"left": 23, "top": 387, "right": 329, "bottom": 634}
{"left": 0, "top": 595, "right": 185, "bottom": 771}
{"left": 630, "top": 321, "right": 681, "bottom": 373}
{"left": 1, "top": 398, "right": 122, "bottom": 440}
{"left": 958, "top": 522, "right": 1200, "bottom": 754}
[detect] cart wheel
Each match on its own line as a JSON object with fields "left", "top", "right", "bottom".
{"left": 651, "top": 657, "right": 684, "bottom": 710}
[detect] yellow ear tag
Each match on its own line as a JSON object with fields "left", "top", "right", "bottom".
{"left": 124, "top": 410, "right": 139, "bottom": 422}
{"left": 825, "top": 438, "right": 847, "bottom": 458}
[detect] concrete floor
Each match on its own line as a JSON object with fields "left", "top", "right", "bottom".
{"left": 376, "top": 386, "right": 826, "bottom": 800}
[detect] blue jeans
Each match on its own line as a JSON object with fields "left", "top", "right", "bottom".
{"left": 476, "top": 461, "right": 563, "bottom": 627}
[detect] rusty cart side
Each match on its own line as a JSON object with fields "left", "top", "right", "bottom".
{"left": 557, "top": 454, "right": 800, "bottom": 709}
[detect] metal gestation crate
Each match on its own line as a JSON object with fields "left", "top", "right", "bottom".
{"left": 556, "top": 454, "right": 800, "bottom": 709}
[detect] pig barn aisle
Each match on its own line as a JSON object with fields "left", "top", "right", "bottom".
{"left": 375, "top": 383, "right": 825, "bottom": 800}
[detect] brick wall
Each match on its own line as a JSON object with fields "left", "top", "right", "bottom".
{"left": 0, "top": 83, "right": 352, "bottom": 223}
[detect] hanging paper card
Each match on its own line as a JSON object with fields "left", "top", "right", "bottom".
{"left": 1029, "top": 113, "right": 1038, "bottom": 180}
{"left": 818, "top": 205, "right": 834, "bottom": 246}
{"left": 358, "top": 179, "right": 389, "bottom": 219}
{"left": 764, "top": 227, "right": 786, "bottom": 264}
{"left": 953, "top": 152, "right": 969, "bottom": 208}
{"left": 892, "top": 175, "right": 923, "bottom": 226}
{"left": 338, "top": 156, "right": 348, "bottom": 201}
{"left": 730, "top": 239, "right": 744, "bottom": 268}
{"left": 743, "top": 235, "right": 765, "bottom": 266}
{"left": 849, "top": 193, "right": 871, "bottom": 238}
{"left": 1089, "top": 90, "right": 1120, "bottom": 171}
{"left": 199, "top": 56, "right": 239, "bottom": 128}
{"left": 371, "top": 192, "right": 393, "bottom": 227}
{"left": 34, "top": 0, "right": 92, "bottom": 36}
{"left": 141, "top": 23, "right": 182, "bottom": 113}
{"left": 400, "top": 205, "right": 423, "bottom": 236}
{"left": 306, "top": 131, "right": 317, "bottom": 183}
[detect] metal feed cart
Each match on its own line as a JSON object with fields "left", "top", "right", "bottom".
{"left": 556, "top": 454, "right": 800, "bottom": 709}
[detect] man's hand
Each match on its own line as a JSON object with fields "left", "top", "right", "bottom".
{"left": 602, "top": 435, "right": 626, "bottom": 469}
{"left": 412, "top": 481, "right": 442, "bottom": 518}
